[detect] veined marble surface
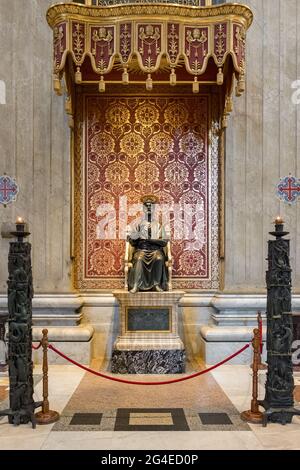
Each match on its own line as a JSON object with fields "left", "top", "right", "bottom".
{"left": 111, "top": 349, "right": 185, "bottom": 374}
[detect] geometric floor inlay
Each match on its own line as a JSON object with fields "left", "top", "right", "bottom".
{"left": 53, "top": 408, "right": 249, "bottom": 432}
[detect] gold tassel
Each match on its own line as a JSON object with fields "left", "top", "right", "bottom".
{"left": 192, "top": 77, "right": 199, "bottom": 94}
{"left": 146, "top": 74, "right": 153, "bottom": 91}
{"left": 225, "top": 96, "right": 233, "bottom": 114}
{"left": 217, "top": 67, "right": 224, "bottom": 86}
{"left": 65, "top": 96, "right": 72, "bottom": 115}
{"left": 122, "top": 68, "right": 129, "bottom": 85}
{"left": 99, "top": 76, "right": 105, "bottom": 93}
{"left": 235, "top": 85, "right": 242, "bottom": 97}
{"left": 236, "top": 73, "right": 245, "bottom": 95}
{"left": 68, "top": 115, "right": 74, "bottom": 129}
{"left": 53, "top": 74, "right": 62, "bottom": 96}
{"left": 170, "top": 68, "right": 176, "bottom": 86}
{"left": 75, "top": 67, "right": 82, "bottom": 85}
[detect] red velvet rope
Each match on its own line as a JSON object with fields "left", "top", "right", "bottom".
{"left": 32, "top": 342, "right": 42, "bottom": 350}
{"left": 48, "top": 343, "right": 250, "bottom": 386}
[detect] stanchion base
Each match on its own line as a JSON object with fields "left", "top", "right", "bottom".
{"left": 35, "top": 410, "right": 60, "bottom": 425}
{"left": 240, "top": 409, "right": 263, "bottom": 424}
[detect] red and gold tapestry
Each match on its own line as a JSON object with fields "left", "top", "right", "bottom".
{"left": 79, "top": 94, "right": 219, "bottom": 290}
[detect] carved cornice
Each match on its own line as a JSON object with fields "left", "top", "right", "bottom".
{"left": 47, "top": 3, "right": 253, "bottom": 28}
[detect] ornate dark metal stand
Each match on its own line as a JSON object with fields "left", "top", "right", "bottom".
{"left": 260, "top": 218, "right": 300, "bottom": 426}
{"left": 0, "top": 221, "right": 42, "bottom": 428}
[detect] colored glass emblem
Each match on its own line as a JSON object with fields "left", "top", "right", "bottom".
{"left": 0, "top": 175, "right": 19, "bottom": 206}
{"left": 277, "top": 176, "right": 300, "bottom": 204}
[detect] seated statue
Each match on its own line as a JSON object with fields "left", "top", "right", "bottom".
{"left": 125, "top": 195, "right": 172, "bottom": 293}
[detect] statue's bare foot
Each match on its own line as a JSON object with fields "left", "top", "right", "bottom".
{"left": 130, "top": 286, "right": 138, "bottom": 294}
{"left": 155, "top": 285, "right": 163, "bottom": 292}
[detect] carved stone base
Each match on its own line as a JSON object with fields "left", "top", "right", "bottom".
{"left": 0, "top": 400, "right": 42, "bottom": 429}
{"left": 262, "top": 407, "right": 300, "bottom": 427}
{"left": 111, "top": 349, "right": 185, "bottom": 374}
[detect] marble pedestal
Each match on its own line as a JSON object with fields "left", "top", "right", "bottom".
{"left": 111, "top": 290, "right": 185, "bottom": 374}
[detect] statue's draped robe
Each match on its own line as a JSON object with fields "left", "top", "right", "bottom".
{"left": 128, "top": 220, "right": 168, "bottom": 291}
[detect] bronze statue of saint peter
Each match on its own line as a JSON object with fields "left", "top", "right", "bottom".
{"left": 127, "top": 195, "right": 169, "bottom": 293}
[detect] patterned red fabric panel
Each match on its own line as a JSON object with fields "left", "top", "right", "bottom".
{"left": 137, "top": 24, "right": 162, "bottom": 69}
{"left": 233, "top": 23, "right": 246, "bottom": 69}
{"left": 85, "top": 95, "right": 210, "bottom": 284}
{"left": 72, "top": 22, "right": 85, "bottom": 64}
{"left": 53, "top": 22, "right": 67, "bottom": 71}
{"left": 184, "top": 26, "right": 209, "bottom": 72}
{"left": 90, "top": 25, "right": 115, "bottom": 71}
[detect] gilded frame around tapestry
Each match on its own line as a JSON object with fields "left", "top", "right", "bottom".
{"left": 72, "top": 84, "right": 221, "bottom": 291}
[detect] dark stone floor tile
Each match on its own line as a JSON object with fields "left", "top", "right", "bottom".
{"left": 199, "top": 413, "right": 233, "bottom": 425}
{"left": 70, "top": 413, "right": 102, "bottom": 425}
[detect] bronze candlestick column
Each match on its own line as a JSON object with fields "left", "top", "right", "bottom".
{"left": 0, "top": 218, "right": 42, "bottom": 428}
{"left": 261, "top": 217, "right": 300, "bottom": 426}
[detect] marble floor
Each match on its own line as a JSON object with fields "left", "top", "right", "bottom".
{"left": 0, "top": 364, "right": 300, "bottom": 450}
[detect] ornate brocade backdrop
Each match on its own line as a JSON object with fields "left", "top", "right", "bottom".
{"left": 75, "top": 92, "right": 220, "bottom": 290}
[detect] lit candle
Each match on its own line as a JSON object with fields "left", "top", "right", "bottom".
{"left": 16, "top": 217, "right": 25, "bottom": 233}
{"left": 274, "top": 216, "right": 284, "bottom": 225}
{"left": 274, "top": 216, "right": 284, "bottom": 235}
{"left": 12, "top": 217, "right": 30, "bottom": 242}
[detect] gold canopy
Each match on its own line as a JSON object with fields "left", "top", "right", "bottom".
{"left": 47, "top": 2, "right": 253, "bottom": 126}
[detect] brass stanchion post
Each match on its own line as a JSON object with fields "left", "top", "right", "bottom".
{"left": 252, "top": 311, "right": 267, "bottom": 371}
{"left": 257, "top": 311, "right": 267, "bottom": 370}
{"left": 35, "top": 329, "right": 60, "bottom": 425}
{"left": 241, "top": 328, "right": 263, "bottom": 424}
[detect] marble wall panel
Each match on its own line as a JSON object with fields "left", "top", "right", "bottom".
{"left": 225, "top": 0, "right": 300, "bottom": 292}
{"left": 0, "top": 0, "right": 71, "bottom": 293}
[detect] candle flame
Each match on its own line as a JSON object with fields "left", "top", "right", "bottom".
{"left": 16, "top": 217, "right": 24, "bottom": 224}
{"left": 274, "top": 216, "right": 284, "bottom": 225}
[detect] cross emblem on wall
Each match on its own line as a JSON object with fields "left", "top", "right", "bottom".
{"left": 0, "top": 175, "right": 19, "bottom": 206}
{"left": 277, "top": 175, "right": 300, "bottom": 204}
